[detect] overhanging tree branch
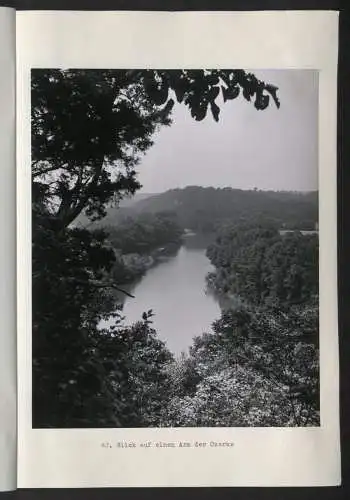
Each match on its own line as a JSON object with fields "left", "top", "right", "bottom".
{"left": 75, "top": 279, "right": 135, "bottom": 298}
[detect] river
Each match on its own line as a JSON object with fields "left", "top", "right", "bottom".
{"left": 113, "top": 244, "right": 222, "bottom": 355}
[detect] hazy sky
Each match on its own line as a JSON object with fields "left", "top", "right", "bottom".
{"left": 135, "top": 70, "right": 318, "bottom": 193}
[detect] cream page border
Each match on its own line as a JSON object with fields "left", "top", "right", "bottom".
{"left": 0, "top": 6, "right": 16, "bottom": 492}
{"left": 16, "top": 10, "right": 340, "bottom": 487}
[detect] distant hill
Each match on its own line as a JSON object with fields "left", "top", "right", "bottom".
{"left": 118, "top": 192, "right": 157, "bottom": 208}
{"left": 127, "top": 186, "right": 318, "bottom": 232}
{"left": 76, "top": 186, "right": 318, "bottom": 232}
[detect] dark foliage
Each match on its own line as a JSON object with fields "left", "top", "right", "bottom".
{"left": 105, "top": 211, "right": 183, "bottom": 255}
{"left": 32, "top": 217, "right": 117, "bottom": 427}
{"left": 206, "top": 223, "right": 318, "bottom": 309}
{"left": 32, "top": 69, "right": 172, "bottom": 229}
{"left": 163, "top": 302, "right": 319, "bottom": 427}
{"left": 138, "top": 69, "right": 280, "bottom": 122}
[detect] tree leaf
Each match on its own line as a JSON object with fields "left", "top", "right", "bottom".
{"left": 211, "top": 101, "right": 220, "bottom": 122}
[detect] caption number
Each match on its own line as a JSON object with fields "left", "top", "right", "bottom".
{"left": 101, "top": 442, "right": 112, "bottom": 448}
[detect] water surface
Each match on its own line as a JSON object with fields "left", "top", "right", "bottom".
{"left": 119, "top": 245, "right": 221, "bottom": 355}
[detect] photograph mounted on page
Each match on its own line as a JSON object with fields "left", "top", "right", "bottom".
{"left": 31, "top": 68, "right": 320, "bottom": 429}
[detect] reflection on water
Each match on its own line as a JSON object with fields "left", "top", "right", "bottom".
{"left": 103, "top": 243, "right": 222, "bottom": 355}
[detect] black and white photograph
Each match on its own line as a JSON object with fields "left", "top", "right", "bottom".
{"left": 32, "top": 68, "right": 319, "bottom": 429}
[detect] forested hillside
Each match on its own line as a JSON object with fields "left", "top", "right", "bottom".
{"left": 105, "top": 212, "right": 183, "bottom": 284}
{"left": 206, "top": 224, "right": 318, "bottom": 309}
{"left": 84, "top": 186, "right": 318, "bottom": 233}
{"left": 106, "top": 212, "right": 182, "bottom": 255}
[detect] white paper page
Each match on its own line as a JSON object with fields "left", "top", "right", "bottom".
{"left": 0, "top": 6, "right": 17, "bottom": 493}
{"left": 17, "top": 10, "right": 340, "bottom": 488}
